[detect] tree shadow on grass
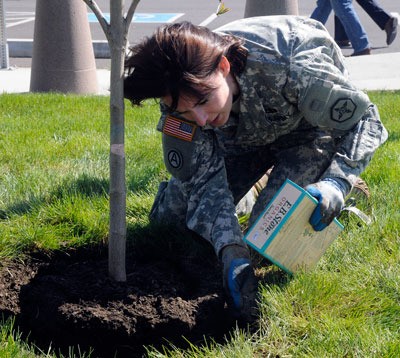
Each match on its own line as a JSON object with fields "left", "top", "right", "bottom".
{"left": 1, "top": 175, "right": 109, "bottom": 219}
{"left": 1, "top": 171, "right": 159, "bottom": 219}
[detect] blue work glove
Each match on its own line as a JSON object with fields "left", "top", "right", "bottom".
{"left": 305, "top": 178, "right": 348, "bottom": 231}
{"left": 221, "top": 245, "right": 258, "bottom": 322}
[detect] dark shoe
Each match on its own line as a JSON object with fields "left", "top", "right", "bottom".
{"left": 385, "top": 16, "right": 398, "bottom": 45}
{"left": 336, "top": 39, "right": 351, "bottom": 48}
{"left": 350, "top": 48, "right": 371, "bottom": 56}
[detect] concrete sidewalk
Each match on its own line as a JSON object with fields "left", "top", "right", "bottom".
{"left": 0, "top": 67, "right": 111, "bottom": 95}
{"left": 344, "top": 52, "right": 400, "bottom": 91}
{"left": 1, "top": 52, "right": 400, "bottom": 94}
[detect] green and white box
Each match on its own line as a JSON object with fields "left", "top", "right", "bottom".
{"left": 244, "top": 179, "right": 344, "bottom": 274}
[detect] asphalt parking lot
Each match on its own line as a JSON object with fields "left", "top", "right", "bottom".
{"left": 2, "top": 0, "right": 399, "bottom": 91}
{"left": 3, "top": 0, "right": 400, "bottom": 65}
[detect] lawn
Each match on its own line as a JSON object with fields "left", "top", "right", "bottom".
{"left": 0, "top": 92, "right": 399, "bottom": 357}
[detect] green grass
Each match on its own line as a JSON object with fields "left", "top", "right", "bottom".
{"left": 0, "top": 92, "right": 399, "bottom": 357}
{"left": 0, "top": 94, "right": 164, "bottom": 261}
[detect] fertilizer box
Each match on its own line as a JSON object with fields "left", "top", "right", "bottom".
{"left": 243, "top": 179, "right": 343, "bottom": 274}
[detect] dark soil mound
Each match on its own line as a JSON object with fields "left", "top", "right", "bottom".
{"left": 0, "top": 237, "right": 239, "bottom": 358}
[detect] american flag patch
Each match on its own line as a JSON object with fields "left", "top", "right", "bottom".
{"left": 163, "top": 115, "right": 196, "bottom": 142}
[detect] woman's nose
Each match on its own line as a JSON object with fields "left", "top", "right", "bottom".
{"left": 191, "top": 107, "right": 208, "bottom": 126}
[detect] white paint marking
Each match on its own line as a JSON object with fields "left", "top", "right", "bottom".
{"left": 6, "top": 17, "right": 34, "bottom": 28}
{"left": 199, "top": 13, "right": 217, "bottom": 27}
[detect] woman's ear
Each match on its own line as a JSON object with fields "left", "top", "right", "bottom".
{"left": 218, "top": 56, "right": 231, "bottom": 76}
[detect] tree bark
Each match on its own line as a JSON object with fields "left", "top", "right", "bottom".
{"left": 82, "top": 0, "right": 139, "bottom": 281}
{"left": 108, "top": 0, "right": 127, "bottom": 282}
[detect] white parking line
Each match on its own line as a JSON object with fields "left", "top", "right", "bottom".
{"left": 199, "top": 13, "right": 218, "bottom": 27}
{"left": 7, "top": 12, "right": 35, "bottom": 16}
{"left": 6, "top": 17, "right": 35, "bottom": 28}
{"left": 6, "top": 12, "right": 35, "bottom": 28}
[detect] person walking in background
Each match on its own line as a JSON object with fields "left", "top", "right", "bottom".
{"left": 334, "top": 0, "right": 398, "bottom": 48}
{"left": 311, "top": 0, "right": 371, "bottom": 56}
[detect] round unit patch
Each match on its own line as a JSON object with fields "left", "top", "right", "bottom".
{"left": 167, "top": 149, "right": 183, "bottom": 169}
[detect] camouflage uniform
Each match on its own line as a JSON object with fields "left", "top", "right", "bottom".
{"left": 149, "top": 16, "right": 388, "bottom": 257}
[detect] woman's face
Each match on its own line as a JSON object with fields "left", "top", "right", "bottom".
{"left": 162, "top": 56, "right": 238, "bottom": 128}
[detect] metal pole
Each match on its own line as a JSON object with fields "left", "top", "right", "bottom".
{"left": 0, "top": 0, "right": 9, "bottom": 69}
{"left": 244, "top": 0, "right": 299, "bottom": 18}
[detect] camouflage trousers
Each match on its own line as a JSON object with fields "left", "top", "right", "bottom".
{"left": 150, "top": 126, "right": 339, "bottom": 255}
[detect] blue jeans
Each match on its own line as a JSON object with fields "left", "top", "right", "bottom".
{"left": 311, "top": 0, "right": 370, "bottom": 52}
{"left": 335, "top": 0, "right": 390, "bottom": 41}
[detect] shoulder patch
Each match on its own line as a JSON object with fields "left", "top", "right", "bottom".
{"left": 163, "top": 115, "right": 197, "bottom": 142}
{"left": 331, "top": 98, "right": 356, "bottom": 122}
{"left": 300, "top": 79, "right": 370, "bottom": 130}
{"left": 167, "top": 149, "right": 183, "bottom": 170}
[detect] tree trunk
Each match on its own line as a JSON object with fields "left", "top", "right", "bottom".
{"left": 108, "top": 0, "right": 127, "bottom": 282}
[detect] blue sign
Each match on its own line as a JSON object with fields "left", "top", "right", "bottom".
{"left": 88, "top": 13, "right": 183, "bottom": 23}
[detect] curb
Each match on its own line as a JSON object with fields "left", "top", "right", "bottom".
{"left": 8, "top": 39, "right": 111, "bottom": 58}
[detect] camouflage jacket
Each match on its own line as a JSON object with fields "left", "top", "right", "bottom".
{"left": 155, "top": 16, "right": 388, "bottom": 253}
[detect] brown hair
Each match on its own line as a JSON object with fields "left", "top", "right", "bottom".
{"left": 124, "top": 21, "right": 247, "bottom": 110}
